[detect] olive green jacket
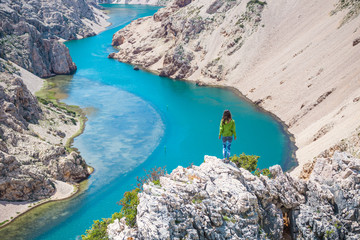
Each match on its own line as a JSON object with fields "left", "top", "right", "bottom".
{"left": 219, "top": 119, "right": 236, "bottom": 138}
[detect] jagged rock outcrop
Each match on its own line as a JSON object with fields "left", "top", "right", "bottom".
{"left": 108, "top": 153, "right": 360, "bottom": 239}
{"left": 0, "top": 60, "right": 90, "bottom": 201}
{"left": 0, "top": 0, "right": 108, "bottom": 77}
{"left": 109, "top": 0, "right": 360, "bottom": 173}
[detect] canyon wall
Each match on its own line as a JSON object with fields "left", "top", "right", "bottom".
{"left": 109, "top": 0, "right": 360, "bottom": 175}
{"left": 0, "top": 0, "right": 109, "bottom": 77}
{"left": 0, "top": 60, "right": 90, "bottom": 201}
{"left": 0, "top": 0, "right": 109, "bottom": 201}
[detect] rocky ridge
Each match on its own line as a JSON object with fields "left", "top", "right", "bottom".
{"left": 108, "top": 153, "right": 360, "bottom": 240}
{"left": 109, "top": 0, "right": 360, "bottom": 174}
{"left": 0, "top": 0, "right": 109, "bottom": 77}
{"left": 0, "top": 60, "right": 90, "bottom": 201}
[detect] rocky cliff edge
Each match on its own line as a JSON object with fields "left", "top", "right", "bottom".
{"left": 108, "top": 153, "right": 360, "bottom": 240}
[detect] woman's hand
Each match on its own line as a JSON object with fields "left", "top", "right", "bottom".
{"left": 234, "top": 136, "right": 237, "bottom": 140}
{"left": 219, "top": 136, "right": 221, "bottom": 139}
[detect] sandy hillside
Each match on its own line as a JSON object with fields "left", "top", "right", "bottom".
{"left": 110, "top": 0, "right": 360, "bottom": 176}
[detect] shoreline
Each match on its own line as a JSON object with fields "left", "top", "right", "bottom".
{"left": 0, "top": 5, "right": 112, "bottom": 230}
{"left": 0, "top": 91, "right": 92, "bottom": 229}
{"left": 0, "top": 181, "right": 79, "bottom": 229}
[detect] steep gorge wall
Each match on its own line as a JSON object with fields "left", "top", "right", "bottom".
{"left": 109, "top": 0, "right": 360, "bottom": 175}
{"left": 0, "top": 0, "right": 108, "bottom": 77}
{"left": 0, "top": 60, "right": 90, "bottom": 201}
{"left": 0, "top": 0, "right": 107, "bottom": 201}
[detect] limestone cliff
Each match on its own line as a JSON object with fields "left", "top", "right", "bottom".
{"left": 0, "top": 0, "right": 109, "bottom": 77}
{"left": 0, "top": 60, "right": 90, "bottom": 201}
{"left": 108, "top": 153, "right": 360, "bottom": 240}
{"left": 109, "top": 0, "right": 360, "bottom": 175}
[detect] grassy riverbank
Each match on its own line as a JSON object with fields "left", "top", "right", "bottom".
{"left": 35, "top": 76, "right": 87, "bottom": 153}
{"left": 0, "top": 75, "right": 91, "bottom": 231}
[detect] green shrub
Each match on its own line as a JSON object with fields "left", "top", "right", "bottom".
{"left": 223, "top": 215, "right": 236, "bottom": 223}
{"left": 254, "top": 168, "right": 272, "bottom": 178}
{"left": 247, "top": 0, "right": 267, "bottom": 7}
{"left": 0, "top": 220, "right": 9, "bottom": 226}
{"left": 191, "top": 194, "right": 204, "bottom": 204}
{"left": 116, "top": 188, "right": 140, "bottom": 227}
{"left": 230, "top": 153, "right": 259, "bottom": 172}
{"left": 81, "top": 219, "right": 110, "bottom": 240}
{"left": 82, "top": 188, "right": 140, "bottom": 240}
{"left": 325, "top": 229, "right": 335, "bottom": 238}
{"left": 82, "top": 166, "right": 166, "bottom": 239}
{"left": 152, "top": 179, "right": 161, "bottom": 186}
{"left": 231, "top": 153, "right": 273, "bottom": 178}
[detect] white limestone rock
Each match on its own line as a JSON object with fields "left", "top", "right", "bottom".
{"left": 108, "top": 153, "right": 360, "bottom": 239}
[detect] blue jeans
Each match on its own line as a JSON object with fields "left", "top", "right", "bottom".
{"left": 222, "top": 136, "right": 233, "bottom": 159}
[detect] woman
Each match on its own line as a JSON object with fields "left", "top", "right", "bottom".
{"left": 218, "top": 110, "right": 236, "bottom": 162}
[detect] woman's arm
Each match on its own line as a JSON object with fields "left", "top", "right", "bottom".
{"left": 233, "top": 120, "right": 236, "bottom": 140}
{"left": 219, "top": 120, "right": 223, "bottom": 139}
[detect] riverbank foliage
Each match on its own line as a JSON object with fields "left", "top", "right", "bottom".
{"left": 82, "top": 219, "right": 110, "bottom": 240}
{"left": 82, "top": 168, "right": 166, "bottom": 240}
{"left": 35, "top": 78, "right": 87, "bottom": 153}
{"left": 115, "top": 188, "right": 140, "bottom": 227}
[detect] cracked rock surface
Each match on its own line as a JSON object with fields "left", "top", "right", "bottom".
{"left": 108, "top": 153, "right": 360, "bottom": 239}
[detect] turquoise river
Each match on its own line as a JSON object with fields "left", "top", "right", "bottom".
{"left": 0, "top": 4, "right": 296, "bottom": 240}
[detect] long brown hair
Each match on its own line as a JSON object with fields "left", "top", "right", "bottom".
{"left": 221, "top": 110, "right": 232, "bottom": 125}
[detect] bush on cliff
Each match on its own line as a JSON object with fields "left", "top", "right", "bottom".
{"left": 82, "top": 167, "right": 166, "bottom": 240}
{"left": 231, "top": 153, "right": 271, "bottom": 178}
{"left": 82, "top": 188, "right": 140, "bottom": 240}
{"left": 254, "top": 168, "right": 272, "bottom": 178}
{"left": 230, "top": 153, "right": 259, "bottom": 171}
{"left": 114, "top": 188, "right": 140, "bottom": 227}
{"left": 82, "top": 219, "right": 111, "bottom": 240}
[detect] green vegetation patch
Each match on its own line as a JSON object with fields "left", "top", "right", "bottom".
{"left": 325, "top": 229, "right": 335, "bottom": 238}
{"left": 231, "top": 153, "right": 272, "bottom": 178}
{"left": 152, "top": 179, "right": 161, "bottom": 186}
{"left": 35, "top": 76, "right": 87, "bottom": 153}
{"left": 82, "top": 167, "right": 166, "bottom": 240}
{"left": 82, "top": 188, "right": 140, "bottom": 240}
{"left": 82, "top": 219, "right": 110, "bottom": 240}
{"left": 0, "top": 220, "right": 9, "bottom": 226}
{"left": 223, "top": 215, "right": 236, "bottom": 223}
{"left": 247, "top": 0, "right": 267, "bottom": 7}
{"left": 191, "top": 193, "right": 205, "bottom": 204}
{"left": 230, "top": 153, "right": 259, "bottom": 172}
{"left": 332, "top": 0, "right": 360, "bottom": 26}
{"left": 254, "top": 168, "right": 272, "bottom": 178}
